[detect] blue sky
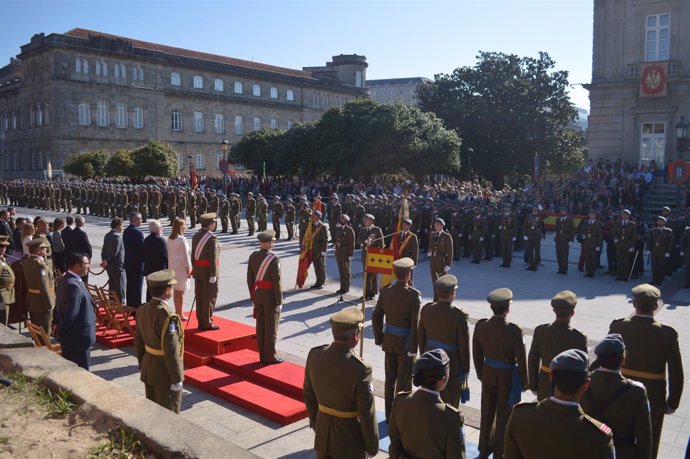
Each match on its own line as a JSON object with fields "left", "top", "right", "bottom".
{"left": 1, "top": 0, "right": 594, "bottom": 109}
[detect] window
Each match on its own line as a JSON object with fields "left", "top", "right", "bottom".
{"left": 286, "top": 120, "right": 293, "bottom": 130}
{"left": 97, "top": 100, "right": 109, "bottom": 126}
{"left": 253, "top": 117, "right": 261, "bottom": 131}
{"left": 133, "top": 106, "right": 144, "bottom": 129}
{"left": 44, "top": 104, "right": 49, "bottom": 125}
{"left": 75, "top": 57, "right": 81, "bottom": 73}
{"left": 29, "top": 107, "right": 35, "bottom": 128}
{"left": 252, "top": 84, "right": 261, "bottom": 96}
{"left": 132, "top": 66, "right": 137, "bottom": 81}
{"left": 1, "top": 113, "right": 7, "bottom": 131}
{"left": 194, "top": 111, "right": 204, "bottom": 132}
{"left": 120, "top": 64, "right": 126, "bottom": 79}
{"left": 214, "top": 79, "right": 224, "bottom": 91}
{"left": 640, "top": 122, "right": 666, "bottom": 165}
{"left": 371, "top": 89, "right": 377, "bottom": 96}
{"left": 646, "top": 14, "right": 670, "bottom": 61}
{"left": 116, "top": 103, "right": 127, "bottom": 128}
{"left": 214, "top": 113, "right": 224, "bottom": 134}
{"left": 270, "top": 118, "right": 277, "bottom": 129}
{"left": 114, "top": 63, "right": 120, "bottom": 79}
{"left": 102, "top": 60, "right": 108, "bottom": 77}
{"left": 37, "top": 104, "right": 43, "bottom": 126}
{"left": 193, "top": 75, "right": 203, "bottom": 89}
{"left": 79, "top": 103, "right": 91, "bottom": 126}
{"left": 195, "top": 152, "right": 205, "bottom": 170}
{"left": 234, "top": 115, "right": 243, "bottom": 134}
{"left": 171, "top": 72, "right": 181, "bottom": 86}
{"left": 171, "top": 110, "right": 181, "bottom": 131}
{"left": 82, "top": 59, "right": 89, "bottom": 74}
{"left": 270, "top": 87, "right": 278, "bottom": 99}
{"left": 234, "top": 81, "right": 243, "bottom": 94}
{"left": 177, "top": 153, "right": 184, "bottom": 171}
{"left": 286, "top": 89, "right": 294, "bottom": 101}
{"left": 95, "top": 60, "right": 101, "bottom": 76}
{"left": 11, "top": 111, "right": 18, "bottom": 130}
{"left": 138, "top": 66, "right": 144, "bottom": 81}
{"left": 355, "top": 71, "right": 362, "bottom": 87}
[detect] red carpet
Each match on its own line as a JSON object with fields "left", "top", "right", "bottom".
{"left": 184, "top": 315, "right": 257, "bottom": 354}
{"left": 95, "top": 325, "right": 134, "bottom": 348}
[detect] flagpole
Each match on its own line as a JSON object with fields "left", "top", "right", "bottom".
{"left": 359, "top": 266, "right": 367, "bottom": 358}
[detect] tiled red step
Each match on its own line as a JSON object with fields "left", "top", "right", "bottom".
{"left": 184, "top": 315, "right": 257, "bottom": 355}
{"left": 212, "top": 349, "right": 304, "bottom": 399}
{"left": 184, "top": 364, "right": 307, "bottom": 425}
{"left": 95, "top": 326, "right": 134, "bottom": 348}
{"left": 183, "top": 343, "right": 217, "bottom": 368}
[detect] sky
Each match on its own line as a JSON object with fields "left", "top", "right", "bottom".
{"left": 0, "top": 0, "right": 594, "bottom": 110}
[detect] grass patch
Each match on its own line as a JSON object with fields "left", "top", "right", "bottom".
{"left": 3, "top": 373, "right": 75, "bottom": 417}
{"left": 88, "top": 427, "right": 150, "bottom": 458}
{"left": 0, "top": 436, "right": 9, "bottom": 445}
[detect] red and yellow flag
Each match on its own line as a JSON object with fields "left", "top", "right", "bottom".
{"left": 365, "top": 247, "right": 395, "bottom": 275}
{"left": 296, "top": 223, "right": 313, "bottom": 288}
{"left": 383, "top": 198, "right": 409, "bottom": 287}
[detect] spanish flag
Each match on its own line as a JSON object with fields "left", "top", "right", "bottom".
{"left": 382, "top": 198, "right": 409, "bottom": 287}
{"left": 296, "top": 223, "right": 313, "bottom": 288}
{"left": 365, "top": 247, "right": 394, "bottom": 275}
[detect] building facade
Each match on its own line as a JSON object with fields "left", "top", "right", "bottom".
{"left": 0, "top": 29, "right": 369, "bottom": 178}
{"left": 587, "top": 0, "right": 690, "bottom": 167}
{"left": 367, "top": 77, "right": 430, "bottom": 106}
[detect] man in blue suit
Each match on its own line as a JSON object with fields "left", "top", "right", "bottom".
{"left": 123, "top": 212, "right": 145, "bottom": 307}
{"left": 55, "top": 252, "right": 96, "bottom": 370}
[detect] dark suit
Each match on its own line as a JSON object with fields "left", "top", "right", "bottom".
{"left": 0, "top": 220, "right": 15, "bottom": 251}
{"left": 123, "top": 224, "right": 145, "bottom": 307}
{"left": 101, "top": 230, "right": 126, "bottom": 303}
{"left": 11, "top": 227, "right": 22, "bottom": 253}
{"left": 55, "top": 273, "right": 96, "bottom": 370}
{"left": 70, "top": 226, "right": 92, "bottom": 282}
{"left": 61, "top": 225, "right": 74, "bottom": 257}
{"left": 143, "top": 233, "right": 168, "bottom": 301}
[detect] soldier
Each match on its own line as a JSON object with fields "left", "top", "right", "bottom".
{"left": 247, "top": 230, "right": 283, "bottom": 364}
{"left": 219, "top": 194, "right": 230, "bottom": 233}
{"left": 329, "top": 195, "right": 342, "bottom": 243}
{"left": 246, "top": 192, "right": 256, "bottom": 236}
{"left": 614, "top": 209, "right": 637, "bottom": 281}
{"left": 176, "top": 190, "right": 187, "bottom": 223}
{"left": 166, "top": 187, "right": 176, "bottom": 223}
{"left": 139, "top": 187, "right": 149, "bottom": 223}
{"left": 484, "top": 207, "right": 497, "bottom": 261}
{"left": 609, "top": 283, "right": 684, "bottom": 458}
{"left": 469, "top": 209, "right": 486, "bottom": 264}
{"left": 191, "top": 213, "right": 220, "bottom": 330}
{"left": 554, "top": 206, "right": 576, "bottom": 274}
{"left": 187, "top": 188, "right": 197, "bottom": 229}
{"left": 396, "top": 218, "right": 419, "bottom": 281}
{"left": 298, "top": 196, "right": 312, "bottom": 247}
{"left": 473, "top": 288, "right": 528, "bottom": 459}
{"left": 23, "top": 237, "right": 55, "bottom": 335}
{"left": 302, "top": 307, "right": 379, "bottom": 459}
{"left": 150, "top": 186, "right": 161, "bottom": 220}
{"left": 499, "top": 205, "right": 517, "bottom": 268}
{"left": 256, "top": 195, "right": 268, "bottom": 232}
{"left": 679, "top": 224, "right": 690, "bottom": 288}
{"left": 523, "top": 204, "right": 545, "bottom": 271}
{"left": 372, "top": 257, "right": 420, "bottom": 420}
{"left": 272, "top": 196, "right": 283, "bottom": 240}
{"left": 505, "top": 349, "right": 615, "bottom": 459}
{"left": 582, "top": 334, "right": 653, "bottom": 459}
{"left": 284, "top": 197, "right": 296, "bottom": 241}
{"left": 334, "top": 214, "right": 355, "bottom": 294}
{"left": 528, "top": 290, "right": 587, "bottom": 401}
{"left": 582, "top": 209, "right": 604, "bottom": 278}
{"left": 646, "top": 216, "right": 673, "bottom": 285}
{"left": 208, "top": 189, "right": 219, "bottom": 215}
{"left": 229, "top": 193, "right": 240, "bottom": 234}
{"left": 417, "top": 274, "right": 470, "bottom": 408}
{"left": 196, "top": 189, "right": 208, "bottom": 227}
{"left": 134, "top": 269, "right": 184, "bottom": 414}
{"left": 63, "top": 186, "right": 73, "bottom": 213}
{"left": 0, "top": 236, "right": 15, "bottom": 326}
{"left": 358, "top": 214, "right": 383, "bottom": 301}
{"left": 389, "top": 349, "right": 467, "bottom": 459}
{"left": 309, "top": 210, "right": 328, "bottom": 289}
{"left": 427, "top": 218, "right": 453, "bottom": 293}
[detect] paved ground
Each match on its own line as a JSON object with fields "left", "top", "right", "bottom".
{"left": 11, "top": 208, "right": 690, "bottom": 458}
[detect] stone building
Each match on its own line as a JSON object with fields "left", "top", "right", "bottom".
{"left": 367, "top": 77, "right": 430, "bottom": 106}
{"left": 0, "top": 28, "right": 369, "bottom": 178}
{"left": 586, "top": 0, "right": 690, "bottom": 167}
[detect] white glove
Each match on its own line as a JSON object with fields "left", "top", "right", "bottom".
{"left": 427, "top": 252, "right": 432, "bottom": 257}
{"left": 523, "top": 236, "right": 528, "bottom": 241}
{"left": 512, "top": 237, "right": 516, "bottom": 242}
{"left": 170, "top": 382, "right": 183, "bottom": 391}
{"left": 479, "top": 237, "right": 484, "bottom": 242}
{"left": 407, "top": 352, "right": 416, "bottom": 358}
{"left": 614, "top": 238, "right": 619, "bottom": 243}
{"left": 209, "top": 276, "right": 217, "bottom": 284}
{"left": 628, "top": 247, "right": 634, "bottom": 252}
{"left": 595, "top": 247, "right": 600, "bottom": 252}
{"left": 665, "top": 253, "right": 670, "bottom": 258}
{"left": 444, "top": 266, "right": 450, "bottom": 273}
{"left": 321, "top": 252, "right": 326, "bottom": 257}
{"left": 646, "top": 251, "right": 650, "bottom": 256}
{"left": 348, "top": 256, "right": 353, "bottom": 261}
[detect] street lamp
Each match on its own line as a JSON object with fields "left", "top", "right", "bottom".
{"left": 675, "top": 116, "right": 689, "bottom": 158}
{"left": 187, "top": 154, "right": 194, "bottom": 188}
{"left": 220, "top": 139, "right": 229, "bottom": 193}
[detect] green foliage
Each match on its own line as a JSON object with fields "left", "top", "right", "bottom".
{"left": 130, "top": 141, "right": 179, "bottom": 181}
{"left": 5, "top": 373, "right": 75, "bottom": 417}
{"left": 549, "top": 130, "right": 586, "bottom": 175}
{"left": 417, "top": 51, "right": 578, "bottom": 185}
{"left": 88, "top": 427, "right": 148, "bottom": 458}
{"left": 105, "top": 149, "right": 135, "bottom": 178}
{"left": 63, "top": 149, "right": 108, "bottom": 179}
{"left": 230, "top": 129, "right": 286, "bottom": 177}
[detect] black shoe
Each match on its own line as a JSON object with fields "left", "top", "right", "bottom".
{"left": 311, "top": 284, "right": 324, "bottom": 289}
{"left": 200, "top": 325, "right": 220, "bottom": 331}
{"left": 335, "top": 289, "right": 344, "bottom": 294}
{"left": 262, "top": 358, "right": 284, "bottom": 365}
{"left": 365, "top": 295, "right": 375, "bottom": 301}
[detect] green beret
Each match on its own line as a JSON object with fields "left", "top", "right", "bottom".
{"left": 0, "top": 236, "right": 10, "bottom": 246}
{"left": 146, "top": 269, "right": 177, "bottom": 287}
{"left": 434, "top": 274, "right": 457, "bottom": 293}
{"left": 257, "top": 230, "right": 276, "bottom": 243}
{"left": 631, "top": 283, "right": 661, "bottom": 305}
{"left": 414, "top": 349, "right": 449, "bottom": 373}
{"left": 200, "top": 213, "right": 217, "bottom": 223}
{"left": 392, "top": 257, "right": 414, "bottom": 270}
{"left": 27, "top": 237, "right": 50, "bottom": 249}
{"left": 551, "top": 290, "right": 577, "bottom": 311}
{"left": 330, "top": 307, "right": 364, "bottom": 333}
{"left": 549, "top": 349, "right": 588, "bottom": 373}
{"left": 487, "top": 287, "right": 513, "bottom": 306}
{"left": 594, "top": 334, "right": 625, "bottom": 356}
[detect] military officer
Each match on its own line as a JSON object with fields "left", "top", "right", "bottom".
{"left": 582, "top": 209, "right": 604, "bottom": 278}
{"left": 257, "top": 195, "right": 268, "bottom": 232}
{"left": 298, "top": 196, "right": 312, "bottom": 248}
{"left": 528, "top": 290, "right": 587, "bottom": 400}
{"left": 554, "top": 207, "right": 576, "bottom": 274}
{"left": 166, "top": 187, "right": 177, "bottom": 223}
{"left": 417, "top": 274, "right": 470, "bottom": 408}
{"left": 150, "top": 186, "right": 161, "bottom": 220}
{"left": 396, "top": 218, "right": 419, "bottom": 266}
{"left": 246, "top": 192, "right": 256, "bottom": 236}
{"left": 647, "top": 216, "right": 673, "bottom": 285}
{"left": 191, "top": 213, "right": 220, "bottom": 330}
{"left": 23, "top": 237, "right": 55, "bottom": 335}
{"left": 389, "top": 349, "right": 467, "bottom": 459}
{"left": 473, "top": 288, "right": 528, "bottom": 459}
{"left": 0, "top": 236, "right": 15, "bottom": 326}
{"left": 196, "top": 189, "right": 208, "bottom": 225}
{"left": 309, "top": 210, "right": 328, "bottom": 289}
{"left": 427, "top": 217, "right": 453, "bottom": 289}
{"left": 284, "top": 197, "right": 296, "bottom": 241}
{"left": 302, "top": 307, "right": 379, "bottom": 459}
{"left": 139, "top": 187, "right": 149, "bottom": 223}
{"left": 609, "top": 284, "right": 683, "bottom": 458}
{"left": 328, "top": 195, "right": 342, "bottom": 243}
{"left": 219, "top": 193, "right": 230, "bottom": 233}
{"left": 505, "top": 349, "right": 615, "bottom": 459}
{"left": 372, "top": 257, "right": 420, "bottom": 420}
{"left": 358, "top": 214, "right": 383, "bottom": 301}
{"left": 469, "top": 209, "right": 486, "bottom": 264}
{"left": 523, "top": 204, "right": 545, "bottom": 271}
{"left": 134, "top": 269, "right": 184, "bottom": 414}
{"left": 187, "top": 188, "right": 197, "bottom": 229}
{"left": 614, "top": 209, "right": 637, "bottom": 281}
{"left": 247, "top": 230, "right": 283, "bottom": 364}
{"left": 272, "top": 196, "right": 283, "bottom": 240}
{"left": 334, "top": 214, "right": 355, "bottom": 294}
{"left": 582, "top": 334, "right": 653, "bottom": 459}
{"left": 499, "top": 205, "right": 517, "bottom": 268}
{"left": 208, "top": 189, "right": 219, "bottom": 215}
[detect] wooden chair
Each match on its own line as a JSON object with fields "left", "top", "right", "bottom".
{"left": 86, "top": 283, "right": 110, "bottom": 327}
{"left": 27, "top": 322, "right": 62, "bottom": 355}
{"left": 97, "top": 286, "right": 136, "bottom": 336}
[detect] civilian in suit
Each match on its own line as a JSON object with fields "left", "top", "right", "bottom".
{"left": 55, "top": 253, "right": 96, "bottom": 370}
{"left": 61, "top": 215, "right": 74, "bottom": 259}
{"left": 124, "top": 213, "right": 145, "bottom": 307}
{"left": 0, "top": 210, "right": 15, "bottom": 252}
{"left": 101, "top": 218, "right": 126, "bottom": 303}
{"left": 70, "top": 216, "right": 92, "bottom": 283}
{"left": 11, "top": 217, "right": 25, "bottom": 255}
{"left": 143, "top": 220, "right": 168, "bottom": 301}
{"left": 51, "top": 218, "right": 66, "bottom": 274}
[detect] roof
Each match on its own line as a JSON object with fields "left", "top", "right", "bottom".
{"left": 367, "top": 77, "right": 431, "bottom": 86}
{"left": 64, "top": 28, "right": 314, "bottom": 80}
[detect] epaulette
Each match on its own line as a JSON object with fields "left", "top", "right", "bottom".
{"left": 477, "top": 318, "right": 488, "bottom": 325}
{"left": 381, "top": 283, "right": 392, "bottom": 291}
{"left": 350, "top": 351, "right": 368, "bottom": 367}
{"left": 512, "top": 401, "right": 537, "bottom": 409}
{"left": 310, "top": 344, "right": 328, "bottom": 352}
{"left": 443, "top": 403, "right": 460, "bottom": 414}
{"left": 421, "top": 301, "right": 434, "bottom": 308}
{"left": 583, "top": 414, "right": 613, "bottom": 437}
{"left": 626, "top": 379, "right": 645, "bottom": 389}
{"left": 395, "top": 391, "right": 412, "bottom": 399}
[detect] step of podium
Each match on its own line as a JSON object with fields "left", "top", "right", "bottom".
{"left": 95, "top": 326, "right": 134, "bottom": 348}
{"left": 184, "top": 315, "right": 257, "bottom": 355}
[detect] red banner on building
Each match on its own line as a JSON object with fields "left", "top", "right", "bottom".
{"left": 639, "top": 62, "right": 668, "bottom": 98}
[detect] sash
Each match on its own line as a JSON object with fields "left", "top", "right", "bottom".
{"left": 398, "top": 233, "right": 412, "bottom": 256}
{"left": 194, "top": 231, "right": 213, "bottom": 261}
{"left": 251, "top": 252, "right": 276, "bottom": 302}
{"left": 426, "top": 338, "right": 458, "bottom": 352}
{"left": 384, "top": 322, "right": 411, "bottom": 352}
{"left": 484, "top": 357, "right": 522, "bottom": 405}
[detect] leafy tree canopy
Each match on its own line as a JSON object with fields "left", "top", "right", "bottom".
{"left": 130, "top": 141, "right": 179, "bottom": 182}
{"left": 105, "top": 149, "right": 135, "bottom": 178}
{"left": 63, "top": 149, "right": 108, "bottom": 179}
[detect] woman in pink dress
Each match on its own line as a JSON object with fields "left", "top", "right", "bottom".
{"left": 167, "top": 218, "right": 192, "bottom": 319}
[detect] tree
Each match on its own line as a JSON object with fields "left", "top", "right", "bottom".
{"left": 130, "top": 141, "right": 179, "bottom": 182}
{"left": 417, "top": 51, "right": 578, "bottom": 185}
{"left": 230, "top": 129, "right": 287, "bottom": 177}
{"left": 105, "top": 149, "right": 135, "bottom": 177}
{"left": 63, "top": 149, "right": 108, "bottom": 179}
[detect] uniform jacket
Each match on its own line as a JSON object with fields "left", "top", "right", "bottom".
{"left": 372, "top": 281, "right": 421, "bottom": 354}
{"left": 418, "top": 300, "right": 470, "bottom": 375}
{"left": 247, "top": 249, "right": 282, "bottom": 306}
{"left": 473, "top": 316, "right": 528, "bottom": 389}
{"left": 23, "top": 255, "right": 55, "bottom": 312}
{"left": 614, "top": 219, "right": 637, "bottom": 247}
{"left": 647, "top": 226, "right": 673, "bottom": 254}
{"left": 311, "top": 222, "right": 328, "bottom": 254}
{"left": 428, "top": 230, "right": 453, "bottom": 268}
{"left": 335, "top": 224, "right": 355, "bottom": 259}
{"left": 358, "top": 225, "right": 384, "bottom": 262}
{"left": 0, "top": 255, "right": 15, "bottom": 305}
{"left": 524, "top": 212, "right": 545, "bottom": 239}
{"left": 191, "top": 228, "right": 219, "bottom": 279}
{"left": 135, "top": 298, "right": 184, "bottom": 387}
{"left": 582, "top": 219, "right": 604, "bottom": 249}
{"left": 396, "top": 231, "right": 419, "bottom": 265}
{"left": 554, "top": 216, "right": 576, "bottom": 243}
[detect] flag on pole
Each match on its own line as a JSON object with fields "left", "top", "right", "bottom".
{"left": 47, "top": 159, "right": 53, "bottom": 181}
{"left": 382, "top": 198, "right": 409, "bottom": 287}
{"left": 365, "top": 247, "right": 395, "bottom": 275}
{"left": 313, "top": 196, "right": 325, "bottom": 215}
{"left": 190, "top": 164, "right": 198, "bottom": 190}
{"left": 296, "top": 223, "right": 313, "bottom": 288}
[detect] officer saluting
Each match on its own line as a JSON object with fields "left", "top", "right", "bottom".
{"left": 389, "top": 349, "right": 467, "bottom": 459}
{"left": 505, "top": 349, "right": 614, "bottom": 459}
{"left": 134, "top": 269, "right": 184, "bottom": 414}
{"left": 303, "top": 307, "right": 378, "bottom": 459}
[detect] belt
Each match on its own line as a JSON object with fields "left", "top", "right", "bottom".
{"left": 485, "top": 358, "right": 522, "bottom": 405}
{"left": 194, "top": 259, "right": 210, "bottom": 267}
{"left": 384, "top": 323, "right": 410, "bottom": 337}
{"left": 426, "top": 338, "right": 458, "bottom": 352}
{"left": 145, "top": 344, "right": 164, "bottom": 356}
{"left": 28, "top": 288, "right": 41, "bottom": 294}
{"left": 540, "top": 364, "right": 551, "bottom": 374}
{"left": 622, "top": 368, "right": 665, "bottom": 381}
{"left": 318, "top": 404, "right": 358, "bottom": 419}
{"left": 254, "top": 281, "right": 273, "bottom": 290}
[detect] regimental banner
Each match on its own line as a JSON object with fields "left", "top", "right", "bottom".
{"left": 668, "top": 159, "right": 690, "bottom": 185}
{"left": 639, "top": 62, "right": 668, "bottom": 98}
{"left": 365, "top": 247, "right": 395, "bottom": 275}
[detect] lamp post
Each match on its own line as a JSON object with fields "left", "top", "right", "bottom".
{"left": 187, "top": 154, "right": 194, "bottom": 187}
{"left": 675, "top": 115, "right": 689, "bottom": 159}
{"left": 220, "top": 139, "right": 229, "bottom": 193}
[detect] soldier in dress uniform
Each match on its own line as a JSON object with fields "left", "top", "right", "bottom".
{"left": 150, "top": 186, "right": 161, "bottom": 220}
{"left": 505, "top": 349, "right": 615, "bottom": 459}
{"left": 334, "top": 214, "right": 355, "bottom": 294}
{"left": 134, "top": 269, "right": 184, "bottom": 414}
{"left": 187, "top": 188, "right": 197, "bottom": 229}
{"left": 229, "top": 193, "right": 241, "bottom": 234}
{"left": 523, "top": 204, "right": 545, "bottom": 271}
{"left": 389, "top": 349, "right": 467, "bottom": 459}
{"left": 614, "top": 209, "right": 637, "bottom": 281}
{"left": 257, "top": 195, "right": 268, "bottom": 232}
{"left": 298, "top": 196, "right": 312, "bottom": 247}
{"left": 427, "top": 217, "right": 453, "bottom": 284}
{"left": 219, "top": 194, "right": 230, "bottom": 233}
{"left": 139, "top": 187, "right": 149, "bottom": 223}
{"left": 272, "top": 196, "right": 283, "bottom": 240}
{"left": 309, "top": 210, "right": 328, "bottom": 289}
{"left": 302, "top": 307, "right": 379, "bottom": 459}
{"left": 582, "top": 334, "right": 652, "bottom": 459}
{"left": 417, "top": 274, "right": 470, "bottom": 408}
{"left": 582, "top": 209, "right": 604, "bottom": 278}
{"left": 528, "top": 290, "right": 587, "bottom": 400}
{"left": 196, "top": 189, "right": 208, "bottom": 227}
{"left": 246, "top": 192, "right": 256, "bottom": 236}
{"left": 191, "top": 213, "right": 220, "bottom": 330}
{"left": 646, "top": 216, "right": 673, "bottom": 285}
{"left": 372, "top": 257, "right": 420, "bottom": 420}
{"left": 247, "top": 230, "right": 283, "bottom": 364}
{"left": 554, "top": 207, "right": 576, "bottom": 274}
{"left": 176, "top": 190, "right": 187, "bottom": 223}
{"left": 469, "top": 209, "right": 486, "bottom": 264}
{"left": 499, "top": 205, "right": 517, "bottom": 268}
{"left": 0, "top": 236, "right": 15, "bottom": 326}
{"left": 23, "top": 237, "right": 55, "bottom": 335}
{"left": 284, "top": 197, "right": 295, "bottom": 241}
{"left": 396, "top": 218, "right": 419, "bottom": 282}
{"left": 473, "top": 288, "right": 528, "bottom": 459}
{"left": 358, "top": 214, "right": 383, "bottom": 301}
{"left": 208, "top": 189, "right": 219, "bottom": 215}
{"left": 608, "top": 284, "right": 683, "bottom": 458}
{"left": 679, "top": 223, "right": 690, "bottom": 288}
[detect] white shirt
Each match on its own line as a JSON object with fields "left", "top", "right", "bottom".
{"left": 549, "top": 396, "right": 580, "bottom": 408}
{"left": 418, "top": 387, "right": 441, "bottom": 397}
